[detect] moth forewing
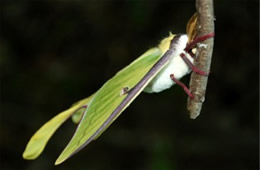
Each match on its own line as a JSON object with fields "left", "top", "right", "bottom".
{"left": 55, "top": 34, "right": 187, "bottom": 165}
{"left": 23, "top": 12, "right": 214, "bottom": 166}
{"left": 54, "top": 47, "right": 162, "bottom": 165}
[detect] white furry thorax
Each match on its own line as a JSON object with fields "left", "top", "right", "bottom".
{"left": 143, "top": 34, "right": 193, "bottom": 93}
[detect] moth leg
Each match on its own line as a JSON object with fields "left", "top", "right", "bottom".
{"left": 170, "top": 74, "right": 194, "bottom": 99}
{"left": 185, "top": 32, "right": 215, "bottom": 51}
{"left": 180, "top": 53, "right": 208, "bottom": 76}
{"left": 120, "top": 87, "right": 130, "bottom": 96}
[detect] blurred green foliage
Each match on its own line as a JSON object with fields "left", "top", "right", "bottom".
{"left": 0, "top": 0, "right": 258, "bottom": 169}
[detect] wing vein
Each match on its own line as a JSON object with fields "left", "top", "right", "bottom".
{"left": 69, "top": 34, "right": 182, "bottom": 157}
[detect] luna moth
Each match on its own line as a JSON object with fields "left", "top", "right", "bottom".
{"left": 23, "top": 13, "right": 214, "bottom": 165}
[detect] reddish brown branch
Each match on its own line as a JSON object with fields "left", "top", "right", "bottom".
{"left": 187, "top": 0, "right": 215, "bottom": 119}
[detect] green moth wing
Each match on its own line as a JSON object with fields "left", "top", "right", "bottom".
{"left": 71, "top": 108, "right": 85, "bottom": 124}
{"left": 22, "top": 94, "right": 95, "bottom": 160}
{"left": 55, "top": 34, "right": 178, "bottom": 165}
{"left": 70, "top": 95, "right": 97, "bottom": 124}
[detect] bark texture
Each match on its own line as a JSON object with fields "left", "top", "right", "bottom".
{"left": 188, "top": 0, "right": 215, "bottom": 119}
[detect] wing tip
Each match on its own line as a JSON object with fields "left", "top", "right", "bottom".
{"left": 22, "top": 141, "right": 43, "bottom": 160}
{"left": 54, "top": 148, "right": 74, "bottom": 165}
{"left": 22, "top": 151, "right": 35, "bottom": 160}
{"left": 55, "top": 156, "right": 65, "bottom": 165}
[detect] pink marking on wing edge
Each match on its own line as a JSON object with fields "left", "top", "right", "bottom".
{"left": 170, "top": 74, "right": 194, "bottom": 99}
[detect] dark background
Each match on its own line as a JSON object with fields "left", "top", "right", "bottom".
{"left": 1, "top": 0, "right": 258, "bottom": 170}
